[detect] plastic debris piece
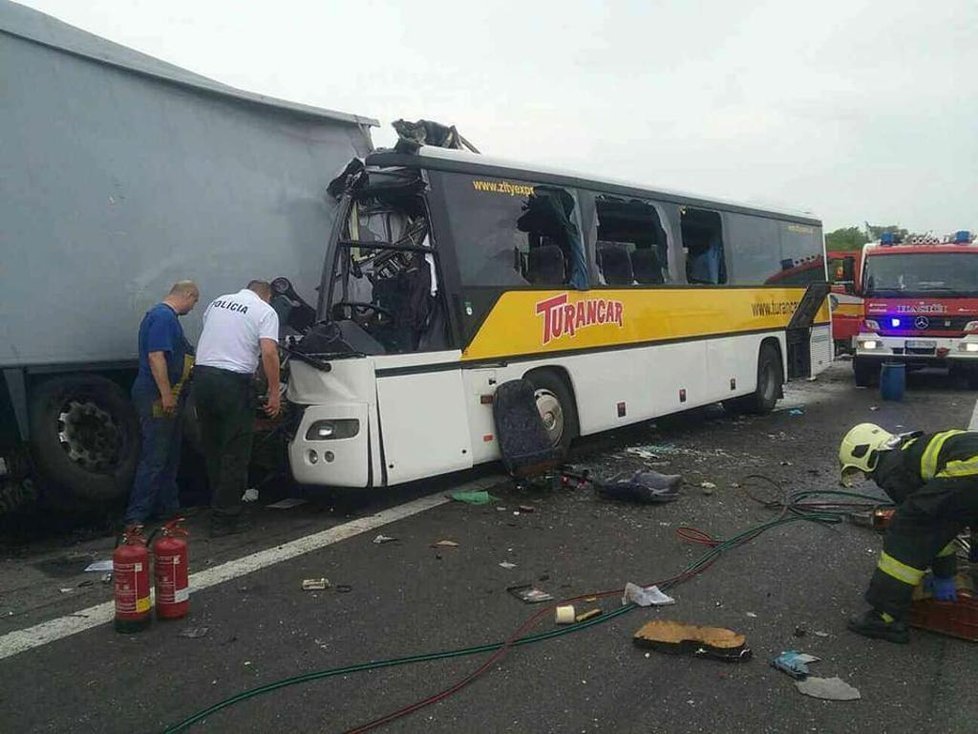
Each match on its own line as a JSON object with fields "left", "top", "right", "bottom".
{"left": 302, "top": 578, "right": 329, "bottom": 590}
{"left": 746, "top": 612, "right": 758, "bottom": 618}
{"left": 795, "top": 676, "right": 861, "bottom": 701}
{"left": 77, "top": 579, "right": 94, "bottom": 588}
{"left": 241, "top": 488, "right": 259, "bottom": 503}
{"left": 794, "top": 625, "right": 807, "bottom": 637}
{"left": 335, "top": 584, "right": 353, "bottom": 593}
{"left": 100, "top": 573, "right": 112, "bottom": 584}
{"left": 59, "top": 588, "right": 73, "bottom": 594}
{"left": 518, "top": 505, "right": 535, "bottom": 513}
{"left": 814, "top": 631, "right": 830, "bottom": 638}
{"left": 84, "top": 560, "right": 113, "bottom": 573}
{"left": 869, "top": 406, "right": 879, "bottom": 412}
{"left": 788, "top": 408, "right": 805, "bottom": 416}
{"left": 431, "top": 540, "right": 459, "bottom": 548}
{"left": 623, "top": 582, "right": 676, "bottom": 607}
{"left": 373, "top": 534, "right": 397, "bottom": 544}
{"left": 576, "top": 608, "right": 602, "bottom": 622}
{"left": 595, "top": 470, "right": 682, "bottom": 504}
{"left": 771, "top": 650, "right": 820, "bottom": 679}
{"left": 555, "top": 605, "right": 576, "bottom": 624}
{"left": 498, "top": 561, "right": 517, "bottom": 569}
{"left": 450, "top": 490, "right": 496, "bottom": 505}
{"left": 266, "top": 497, "right": 307, "bottom": 509}
{"left": 178, "top": 627, "right": 210, "bottom": 639}
{"left": 507, "top": 585, "right": 554, "bottom": 603}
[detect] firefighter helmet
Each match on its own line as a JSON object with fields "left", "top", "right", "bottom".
{"left": 839, "top": 423, "right": 897, "bottom": 484}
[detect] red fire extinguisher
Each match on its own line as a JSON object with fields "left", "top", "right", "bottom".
{"left": 153, "top": 518, "right": 190, "bottom": 620}
{"left": 114, "top": 526, "right": 152, "bottom": 633}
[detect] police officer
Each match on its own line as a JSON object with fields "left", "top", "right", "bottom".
{"left": 123, "top": 281, "right": 199, "bottom": 528}
{"left": 194, "top": 280, "right": 280, "bottom": 537}
{"left": 839, "top": 423, "right": 978, "bottom": 643}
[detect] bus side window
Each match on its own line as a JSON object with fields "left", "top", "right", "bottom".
{"left": 682, "top": 208, "right": 726, "bottom": 285}
{"left": 593, "top": 196, "right": 671, "bottom": 286}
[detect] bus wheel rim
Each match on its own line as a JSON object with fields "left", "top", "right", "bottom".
{"left": 534, "top": 389, "right": 564, "bottom": 447}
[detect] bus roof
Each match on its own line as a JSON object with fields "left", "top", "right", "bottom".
{"left": 366, "top": 145, "right": 822, "bottom": 226}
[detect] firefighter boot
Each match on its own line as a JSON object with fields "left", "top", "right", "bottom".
{"left": 847, "top": 609, "right": 910, "bottom": 643}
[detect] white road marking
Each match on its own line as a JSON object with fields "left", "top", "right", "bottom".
{"left": 968, "top": 398, "right": 978, "bottom": 430}
{"left": 0, "top": 491, "right": 454, "bottom": 661}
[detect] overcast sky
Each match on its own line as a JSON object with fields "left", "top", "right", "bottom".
{"left": 14, "top": 0, "right": 977, "bottom": 233}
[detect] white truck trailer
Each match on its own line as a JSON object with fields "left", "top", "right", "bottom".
{"left": 0, "top": 1, "right": 376, "bottom": 510}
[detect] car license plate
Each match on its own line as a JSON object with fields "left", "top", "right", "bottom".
{"left": 906, "top": 340, "right": 936, "bottom": 350}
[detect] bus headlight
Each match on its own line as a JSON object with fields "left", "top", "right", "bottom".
{"left": 305, "top": 419, "right": 360, "bottom": 440}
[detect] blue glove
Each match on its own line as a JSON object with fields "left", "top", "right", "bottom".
{"left": 926, "top": 575, "right": 958, "bottom": 602}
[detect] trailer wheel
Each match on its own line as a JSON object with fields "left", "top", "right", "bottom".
{"left": 524, "top": 370, "right": 579, "bottom": 455}
{"left": 28, "top": 375, "right": 139, "bottom": 508}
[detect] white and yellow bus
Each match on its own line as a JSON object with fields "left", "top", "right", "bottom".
{"left": 278, "top": 146, "right": 831, "bottom": 488}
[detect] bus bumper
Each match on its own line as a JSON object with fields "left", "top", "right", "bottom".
{"left": 288, "top": 402, "right": 371, "bottom": 487}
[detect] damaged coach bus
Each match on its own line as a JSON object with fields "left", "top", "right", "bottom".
{"left": 276, "top": 145, "right": 831, "bottom": 488}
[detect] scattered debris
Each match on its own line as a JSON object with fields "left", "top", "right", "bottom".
{"left": 634, "top": 620, "right": 751, "bottom": 662}
{"left": 59, "top": 588, "right": 73, "bottom": 594}
{"left": 302, "top": 578, "right": 329, "bottom": 591}
{"left": 595, "top": 470, "right": 682, "bottom": 504}
{"left": 335, "top": 584, "right": 353, "bottom": 593}
{"left": 788, "top": 408, "right": 805, "bottom": 416}
{"left": 507, "top": 585, "right": 554, "bottom": 603}
{"left": 518, "top": 505, "right": 535, "bottom": 513}
{"left": 431, "top": 540, "right": 459, "bottom": 548}
{"left": 77, "top": 579, "right": 94, "bottom": 588}
{"left": 266, "top": 497, "right": 308, "bottom": 509}
{"left": 100, "top": 573, "right": 112, "bottom": 584}
{"left": 451, "top": 490, "right": 496, "bottom": 505}
{"left": 795, "top": 676, "right": 861, "bottom": 701}
{"left": 555, "top": 605, "right": 576, "bottom": 624}
{"left": 746, "top": 612, "right": 758, "bottom": 618}
{"left": 700, "top": 481, "right": 716, "bottom": 495}
{"left": 496, "top": 507, "right": 507, "bottom": 512}
{"left": 178, "top": 627, "right": 210, "bottom": 639}
{"left": 372, "top": 534, "right": 397, "bottom": 544}
{"left": 869, "top": 406, "right": 879, "bottom": 412}
{"left": 623, "top": 582, "right": 676, "bottom": 607}
{"left": 780, "top": 461, "right": 793, "bottom": 467}
{"left": 576, "top": 608, "right": 602, "bottom": 623}
{"left": 771, "top": 650, "right": 820, "bottom": 679}
{"left": 84, "top": 560, "right": 113, "bottom": 573}
{"left": 813, "top": 631, "right": 830, "bottom": 638}
{"left": 241, "top": 488, "right": 259, "bottom": 503}
{"left": 498, "top": 561, "right": 517, "bottom": 569}
{"left": 794, "top": 625, "right": 807, "bottom": 638}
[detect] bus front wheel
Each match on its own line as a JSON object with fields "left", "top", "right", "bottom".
{"left": 725, "top": 344, "right": 782, "bottom": 415}
{"left": 525, "top": 371, "right": 579, "bottom": 456}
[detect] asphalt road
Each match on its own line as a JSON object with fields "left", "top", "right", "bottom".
{"left": 1, "top": 361, "right": 976, "bottom": 733}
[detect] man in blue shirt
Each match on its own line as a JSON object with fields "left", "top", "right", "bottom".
{"left": 123, "top": 281, "right": 200, "bottom": 527}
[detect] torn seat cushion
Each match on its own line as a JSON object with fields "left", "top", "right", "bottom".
{"left": 493, "top": 379, "right": 561, "bottom": 477}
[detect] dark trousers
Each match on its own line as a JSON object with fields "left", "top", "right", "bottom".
{"left": 124, "top": 387, "right": 183, "bottom": 524}
{"left": 866, "top": 477, "right": 978, "bottom": 618}
{"left": 194, "top": 367, "right": 255, "bottom": 521}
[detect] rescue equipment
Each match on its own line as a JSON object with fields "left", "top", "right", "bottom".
{"left": 113, "top": 526, "right": 151, "bottom": 632}
{"left": 154, "top": 519, "right": 190, "bottom": 620}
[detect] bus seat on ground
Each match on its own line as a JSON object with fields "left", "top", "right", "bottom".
{"left": 597, "top": 245, "right": 634, "bottom": 285}
{"left": 492, "top": 379, "right": 562, "bottom": 477}
{"left": 630, "top": 249, "right": 664, "bottom": 284}
{"left": 527, "top": 244, "right": 566, "bottom": 285}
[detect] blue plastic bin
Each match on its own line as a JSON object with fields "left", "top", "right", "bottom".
{"left": 880, "top": 362, "right": 906, "bottom": 401}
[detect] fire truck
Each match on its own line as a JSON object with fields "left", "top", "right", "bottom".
{"left": 827, "top": 250, "right": 863, "bottom": 355}
{"left": 850, "top": 230, "right": 978, "bottom": 386}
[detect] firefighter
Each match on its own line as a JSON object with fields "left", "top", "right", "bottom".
{"left": 838, "top": 423, "right": 978, "bottom": 643}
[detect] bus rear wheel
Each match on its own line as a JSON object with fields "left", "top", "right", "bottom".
{"left": 525, "top": 371, "right": 579, "bottom": 456}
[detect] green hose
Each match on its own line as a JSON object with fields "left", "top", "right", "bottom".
{"left": 163, "top": 486, "right": 892, "bottom": 733}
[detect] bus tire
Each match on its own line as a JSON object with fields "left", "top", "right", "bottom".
{"left": 28, "top": 375, "right": 140, "bottom": 509}
{"left": 853, "top": 358, "right": 877, "bottom": 387}
{"left": 525, "top": 370, "right": 579, "bottom": 456}
{"left": 728, "top": 344, "right": 782, "bottom": 415}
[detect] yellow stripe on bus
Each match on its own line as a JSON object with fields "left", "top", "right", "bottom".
{"left": 462, "top": 287, "right": 830, "bottom": 361}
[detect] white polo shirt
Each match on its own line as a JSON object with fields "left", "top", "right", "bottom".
{"left": 196, "top": 289, "right": 279, "bottom": 374}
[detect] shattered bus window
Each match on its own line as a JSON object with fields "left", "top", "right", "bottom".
{"left": 325, "top": 177, "right": 448, "bottom": 355}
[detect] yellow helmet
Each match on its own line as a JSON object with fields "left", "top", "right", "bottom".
{"left": 838, "top": 423, "right": 897, "bottom": 483}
